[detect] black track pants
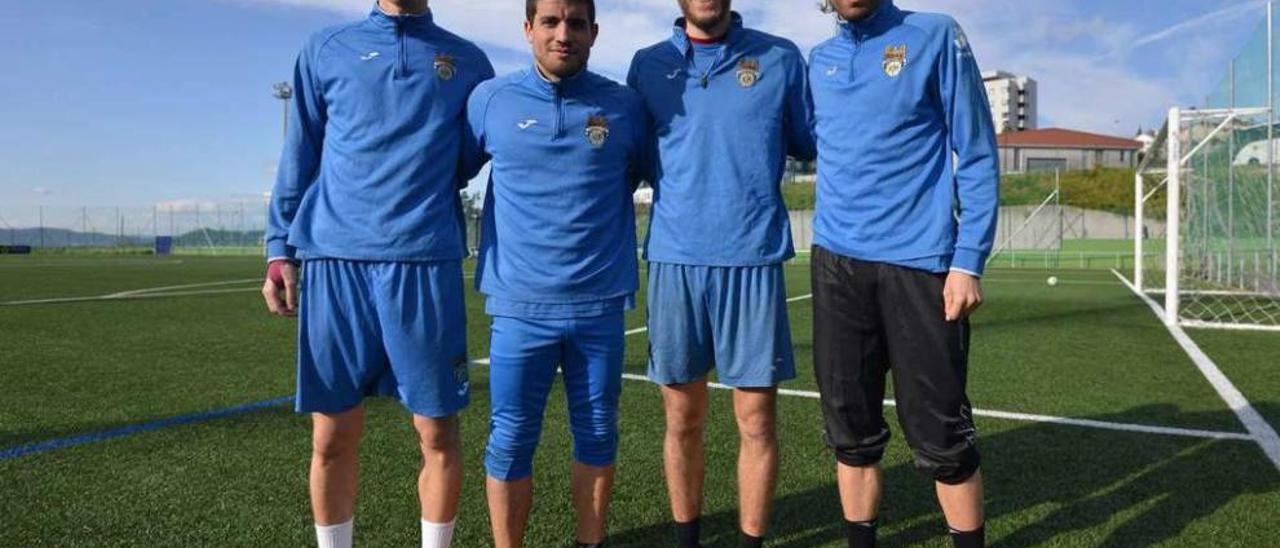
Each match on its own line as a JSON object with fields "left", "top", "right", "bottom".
{"left": 811, "top": 245, "right": 980, "bottom": 484}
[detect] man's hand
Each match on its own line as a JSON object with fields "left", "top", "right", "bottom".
{"left": 262, "top": 260, "right": 299, "bottom": 317}
{"left": 943, "top": 270, "right": 983, "bottom": 322}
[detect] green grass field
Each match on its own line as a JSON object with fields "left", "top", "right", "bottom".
{"left": 2, "top": 256, "right": 1279, "bottom": 546}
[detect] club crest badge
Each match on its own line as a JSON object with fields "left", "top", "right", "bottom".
{"left": 585, "top": 114, "right": 610, "bottom": 148}
{"left": 434, "top": 53, "right": 456, "bottom": 81}
{"left": 883, "top": 45, "right": 906, "bottom": 77}
{"left": 736, "top": 58, "right": 761, "bottom": 88}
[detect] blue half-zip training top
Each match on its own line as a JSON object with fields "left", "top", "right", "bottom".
{"left": 628, "top": 12, "right": 816, "bottom": 266}
{"left": 809, "top": 1, "right": 998, "bottom": 275}
{"left": 461, "top": 67, "right": 648, "bottom": 318}
{"left": 267, "top": 5, "right": 494, "bottom": 262}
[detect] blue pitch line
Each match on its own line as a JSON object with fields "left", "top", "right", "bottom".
{"left": 0, "top": 396, "right": 294, "bottom": 461}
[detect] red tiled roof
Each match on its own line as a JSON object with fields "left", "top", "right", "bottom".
{"left": 997, "top": 128, "right": 1142, "bottom": 150}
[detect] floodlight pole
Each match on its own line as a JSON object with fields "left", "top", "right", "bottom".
{"left": 272, "top": 82, "right": 293, "bottom": 142}
{"left": 1167, "top": 107, "right": 1182, "bottom": 326}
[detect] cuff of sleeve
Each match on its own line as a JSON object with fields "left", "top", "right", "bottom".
{"left": 951, "top": 248, "right": 987, "bottom": 277}
{"left": 266, "top": 240, "right": 296, "bottom": 263}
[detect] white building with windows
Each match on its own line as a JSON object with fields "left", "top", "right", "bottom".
{"left": 983, "top": 71, "right": 1037, "bottom": 134}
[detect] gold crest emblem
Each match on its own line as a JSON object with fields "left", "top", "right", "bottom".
{"left": 434, "top": 53, "right": 456, "bottom": 81}
{"left": 737, "top": 58, "right": 761, "bottom": 88}
{"left": 883, "top": 45, "right": 906, "bottom": 77}
{"left": 585, "top": 115, "right": 610, "bottom": 148}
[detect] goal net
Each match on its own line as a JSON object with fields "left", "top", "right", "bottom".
{"left": 1136, "top": 11, "right": 1280, "bottom": 330}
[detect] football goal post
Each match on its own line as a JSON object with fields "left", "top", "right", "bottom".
{"left": 1134, "top": 2, "right": 1280, "bottom": 331}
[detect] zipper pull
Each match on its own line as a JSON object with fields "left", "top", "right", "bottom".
{"left": 700, "top": 74, "right": 708, "bottom": 88}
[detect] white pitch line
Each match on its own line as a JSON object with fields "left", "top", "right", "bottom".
{"left": 1112, "top": 269, "right": 1280, "bottom": 471}
{"left": 470, "top": 290, "right": 1251, "bottom": 443}
{"left": 107, "top": 278, "right": 261, "bottom": 298}
{"left": 2, "top": 286, "right": 261, "bottom": 306}
{"left": 130, "top": 288, "right": 262, "bottom": 299}
{"left": 5, "top": 272, "right": 478, "bottom": 306}
{"left": 620, "top": 373, "right": 1252, "bottom": 442}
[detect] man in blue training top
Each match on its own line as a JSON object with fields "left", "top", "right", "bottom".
{"left": 458, "top": 1, "right": 647, "bottom": 546}
{"left": 626, "top": 1, "right": 815, "bottom": 546}
{"left": 262, "top": 1, "right": 493, "bottom": 547}
{"left": 808, "top": 1, "right": 999, "bottom": 547}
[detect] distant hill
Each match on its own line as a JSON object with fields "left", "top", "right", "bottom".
{"left": 0, "top": 228, "right": 262, "bottom": 248}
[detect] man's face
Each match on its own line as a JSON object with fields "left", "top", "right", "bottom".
{"left": 525, "top": 0, "right": 597, "bottom": 79}
{"left": 829, "top": 0, "right": 882, "bottom": 22}
{"left": 678, "top": 0, "right": 731, "bottom": 29}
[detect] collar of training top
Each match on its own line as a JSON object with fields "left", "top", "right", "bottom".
{"left": 839, "top": 0, "right": 901, "bottom": 38}
{"left": 669, "top": 11, "right": 745, "bottom": 55}
{"left": 524, "top": 63, "right": 591, "bottom": 98}
{"left": 368, "top": 2, "right": 436, "bottom": 30}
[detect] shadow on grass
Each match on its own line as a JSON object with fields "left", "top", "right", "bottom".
{"left": 609, "top": 403, "right": 1280, "bottom": 547}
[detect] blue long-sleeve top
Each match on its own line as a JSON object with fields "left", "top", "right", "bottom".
{"left": 809, "top": 1, "right": 999, "bottom": 275}
{"left": 266, "top": 6, "right": 493, "bottom": 262}
{"left": 461, "top": 67, "right": 648, "bottom": 318}
{"left": 628, "top": 12, "right": 817, "bottom": 267}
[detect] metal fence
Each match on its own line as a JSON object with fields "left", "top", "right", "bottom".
{"left": 0, "top": 202, "right": 269, "bottom": 254}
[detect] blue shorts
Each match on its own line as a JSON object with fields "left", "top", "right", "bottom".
{"left": 646, "top": 263, "right": 796, "bottom": 388}
{"left": 484, "top": 313, "right": 624, "bottom": 481}
{"left": 295, "top": 259, "right": 469, "bottom": 418}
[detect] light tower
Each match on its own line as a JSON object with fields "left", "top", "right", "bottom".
{"left": 272, "top": 82, "right": 293, "bottom": 141}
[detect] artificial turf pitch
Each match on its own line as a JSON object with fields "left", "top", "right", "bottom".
{"left": 1, "top": 255, "right": 1278, "bottom": 546}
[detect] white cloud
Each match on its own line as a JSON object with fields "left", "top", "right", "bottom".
{"left": 31, "top": 187, "right": 52, "bottom": 196}
{"left": 1131, "top": 1, "right": 1263, "bottom": 49}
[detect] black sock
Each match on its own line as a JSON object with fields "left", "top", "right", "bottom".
{"left": 949, "top": 525, "right": 984, "bottom": 548}
{"left": 739, "top": 530, "right": 765, "bottom": 548}
{"left": 845, "top": 518, "right": 877, "bottom": 548}
{"left": 675, "top": 519, "right": 701, "bottom": 548}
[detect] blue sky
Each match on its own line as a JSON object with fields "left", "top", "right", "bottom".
{"left": 0, "top": 0, "right": 1270, "bottom": 214}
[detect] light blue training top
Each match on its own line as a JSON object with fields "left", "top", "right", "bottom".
{"left": 461, "top": 66, "right": 649, "bottom": 319}
{"left": 267, "top": 5, "right": 493, "bottom": 263}
{"left": 809, "top": 0, "right": 999, "bottom": 275}
{"left": 628, "top": 12, "right": 817, "bottom": 267}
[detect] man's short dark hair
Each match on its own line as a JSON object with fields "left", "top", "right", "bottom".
{"left": 525, "top": 0, "right": 597, "bottom": 23}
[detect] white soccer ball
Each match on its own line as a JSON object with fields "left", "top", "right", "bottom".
{"left": 1047, "top": 276, "right": 1059, "bottom": 287}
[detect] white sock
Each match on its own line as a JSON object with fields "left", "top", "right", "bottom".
{"left": 316, "top": 519, "right": 353, "bottom": 548}
{"left": 421, "top": 518, "right": 456, "bottom": 548}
